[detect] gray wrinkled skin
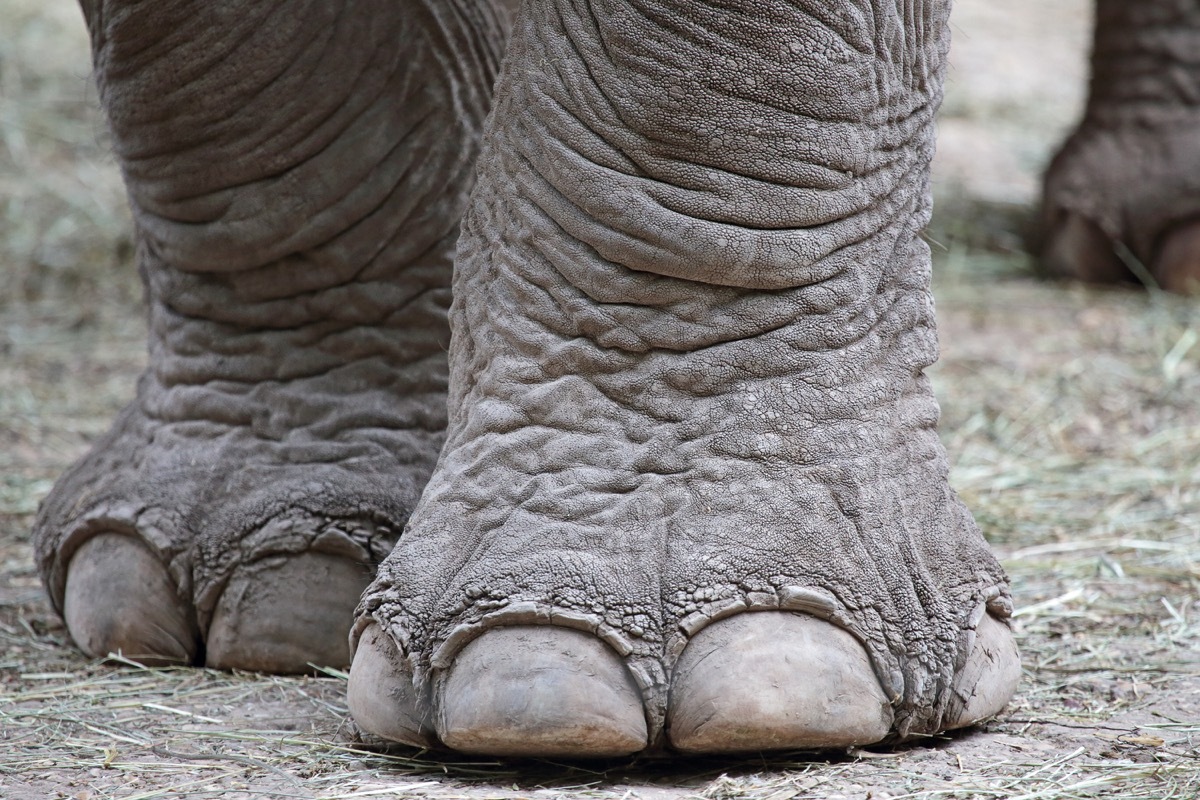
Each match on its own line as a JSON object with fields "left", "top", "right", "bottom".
{"left": 355, "top": 0, "right": 1008, "bottom": 742}
{"left": 34, "top": 0, "right": 508, "bottom": 631}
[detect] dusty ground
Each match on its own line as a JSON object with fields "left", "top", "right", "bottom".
{"left": 2, "top": 0, "right": 1198, "bottom": 798}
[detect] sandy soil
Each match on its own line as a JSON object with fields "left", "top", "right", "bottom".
{"left": 2, "top": 1, "right": 1197, "bottom": 798}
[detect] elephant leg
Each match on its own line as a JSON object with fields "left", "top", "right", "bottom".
{"left": 1042, "top": 0, "right": 1200, "bottom": 292}
{"left": 351, "top": 0, "right": 1019, "bottom": 755}
{"left": 34, "top": 0, "right": 509, "bottom": 672}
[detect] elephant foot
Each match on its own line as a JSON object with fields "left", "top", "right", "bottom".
{"left": 35, "top": 0, "right": 507, "bottom": 674}
{"left": 345, "top": 0, "right": 1017, "bottom": 755}
{"left": 37, "top": 386, "right": 444, "bottom": 672}
{"left": 348, "top": 241, "right": 1019, "bottom": 753}
{"left": 348, "top": 200, "right": 1019, "bottom": 756}
{"left": 34, "top": 286, "right": 451, "bottom": 674}
{"left": 1040, "top": 6, "right": 1200, "bottom": 293}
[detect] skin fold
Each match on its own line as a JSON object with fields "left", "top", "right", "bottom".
{"left": 35, "top": 0, "right": 1193, "bottom": 755}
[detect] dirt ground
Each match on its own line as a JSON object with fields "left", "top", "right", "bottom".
{"left": 2, "top": 1, "right": 1198, "bottom": 798}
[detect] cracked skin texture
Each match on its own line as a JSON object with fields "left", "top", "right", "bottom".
{"left": 54, "top": 0, "right": 1200, "bottom": 753}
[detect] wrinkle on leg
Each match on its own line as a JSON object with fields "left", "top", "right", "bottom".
{"left": 37, "top": 0, "right": 509, "bottom": 673}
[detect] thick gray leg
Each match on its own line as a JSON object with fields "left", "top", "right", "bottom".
{"left": 352, "top": 0, "right": 1017, "bottom": 753}
{"left": 36, "top": 0, "right": 508, "bottom": 671}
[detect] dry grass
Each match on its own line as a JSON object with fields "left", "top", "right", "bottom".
{"left": 0, "top": 0, "right": 138, "bottom": 313}
{"left": 2, "top": 0, "right": 1199, "bottom": 798}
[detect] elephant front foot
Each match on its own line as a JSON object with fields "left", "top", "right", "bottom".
{"left": 35, "top": 311, "right": 449, "bottom": 672}
{"left": 37, "top": 0, "right": 508, "bottom": 674}
{"left": 346, "top": 299, "right": 1020, "bottom": 754}
{"left": 342, "top": 0, "right": 1018, "bottom": 754}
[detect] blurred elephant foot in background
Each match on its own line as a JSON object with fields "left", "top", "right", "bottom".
{"left": 1041, "top": 3, "right": 1200, "bottom": 293}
